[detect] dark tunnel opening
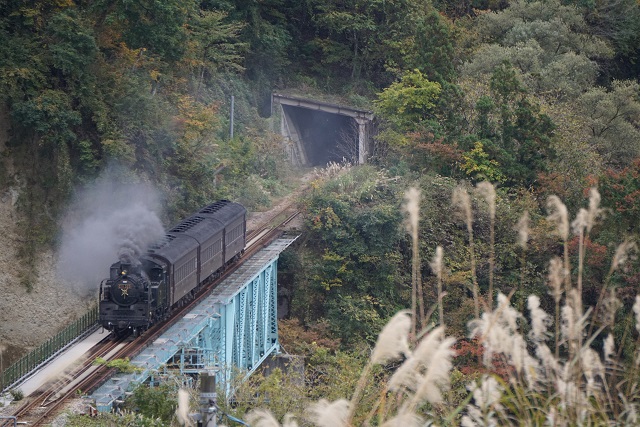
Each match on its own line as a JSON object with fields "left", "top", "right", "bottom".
{"left": 282, "top": 105, "right": 357, "bottom": 166}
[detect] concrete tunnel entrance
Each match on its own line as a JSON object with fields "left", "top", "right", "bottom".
{"left": 271, "top": 94, "right": 374, "bottom": 167}
{"left": 282, "top": 106, "right": 353, "bottom": 166}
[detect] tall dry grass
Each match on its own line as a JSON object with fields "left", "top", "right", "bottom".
{"left": 239, "top": 183, "right": 640, "bottom": 427}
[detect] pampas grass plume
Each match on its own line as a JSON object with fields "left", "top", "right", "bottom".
{"left": 587, "top": 187, "right": 604, "bottom": 233}
{"left": 548, "top": 257, "right": 564, "bottom": 303}
{"left": 431, "top": 245, "right": 446, "bottom": 326}
{"left": 472, "top": 375, "right": 503, "bottom": 409}
{"left": 176, "top": 388, "right": 193, "bottom": 426}
{"left": 613, "top": 240, "right": 637, "bottom": 271}
{"left": 535, "top": 343, "right": 560, "bottom": 374}
{"left": 572, "top": 208, "right": 588, "bottom": 235}
{"left": 430, "top": 246, "right": 443, "bottom": 277}
{"left": 380, "top": 411, "right": 423, "bottom": 427}
{"left": 371, "top": 310, "right": 412, "bottom": 365}
{"left": 476, "top": 181, "right": 496, "bottom": 219}
{"left": 403, "top": 187, "right": 421, "bottom": 234}
{"left": 604, "top": 334, "right": 615, "bottom": 363}
{"left": 388, "top": 355, "right": 419, "bottom": 392}
{"left": 246, "top": 409, "right": 282, "bottom": 427}
{"left": 547, "top": 195, "right": 569, "bottom": 241}
{"left": 307, "top": 399, "right": 350, "bottom": 427}
{"left": 413, "top": 326, "right": 444, "bottom": 367}
{"left": 516, "top": 211, "right": 529, "bottom": 250}
{"left": 581, "top": 347, "right": 605, "bottom": 393}
{"left": 246, "top": 410, "right": 299, "bottom": 427}
{"left": 282, "top": 414, "right": 298, "bottom": 427}
{"left": 603, "top": 290, "right": 621, "bottom": 327}
{"left": 633, "top": 296, "right": 640, "bottom": 333}
{"left": 411, "top": 336, "right": 456, "bottom": 405}
{"left": 452, "top": 186, "right": 472, "bottom": 225}
{"left": 497, "top": 293, "right": 520, "bottom": 332}
{"left": 461, "top": 375, "right": 504, "bottom": 427}
{"left": 528, "top": 295, "right": 550, "bottom": 342}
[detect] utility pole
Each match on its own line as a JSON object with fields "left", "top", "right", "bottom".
{"left": 198, "top": 370, "right": 217, "bottom": 427}
{"left": 230, "top": 95, "right": 235, "bottom": 140}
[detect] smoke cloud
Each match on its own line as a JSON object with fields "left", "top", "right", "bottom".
{"left": 56, "top": 168, "right": 165, "bottom": 297}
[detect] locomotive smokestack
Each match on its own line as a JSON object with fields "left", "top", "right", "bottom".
{"left": 118, "top": 248, "right": 140, "bottom": 266}
{"left": 114, "top": 211, "right": 163, "bottom": 265}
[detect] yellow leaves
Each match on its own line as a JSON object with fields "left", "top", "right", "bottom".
{"left": 112, "top": 44, "right": 146, "bottom": 66}
{"left": 170, "top": 96, "right": 222, "bottom": 174}
{"left": 54, "top": 0, "right": 75, "bottom": 7}
{"left": 319, "top": 277, "right": 343, "bottom": 291}
{"left": 321, "top": 250, "right": 345, "bottom": 263}
{"left": 174, "top": 95, "right": 220, "bottom": 145}
{"left": 446, "top": 270, "right": 472, "bottom": 287}
{"left": 315, "top": 250, "right": 350, "bottom": 291}
{"left": 149, "top": 69, "right": 161, "bottom": 82}
{"left": 310, "top": 207, "right": 341, "bottom": 230}
{"left": 359, "top": 254, "right": 381, "bottom": 264}
{"left": 461, "top": 141, "right": 506, "bottom": 183}
{"left": 16, "top": 0, "right": 75, "bottom": 20}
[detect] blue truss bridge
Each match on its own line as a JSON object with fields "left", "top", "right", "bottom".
{"left": 91, "top": 236, "right": 297, "bottom": 412}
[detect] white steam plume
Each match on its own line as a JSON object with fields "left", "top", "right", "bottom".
{"left": 55, "top": 169, "right": 165, "bottom": 297}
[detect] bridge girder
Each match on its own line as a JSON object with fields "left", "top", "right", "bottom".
{"left": 91, "top": 238, "right": 296, "bottom": 412}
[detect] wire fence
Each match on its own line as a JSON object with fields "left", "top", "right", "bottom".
{"left": 1, "top": 305, "right": 98, "bottom": 392}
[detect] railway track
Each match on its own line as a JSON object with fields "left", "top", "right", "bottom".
{"left": 4, "top": 337, "right": 123, "bottom": 426}
{"left": 2, "top": 205, "right": 301, "bottom": 426}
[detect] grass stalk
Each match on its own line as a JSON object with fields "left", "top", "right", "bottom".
{"left": 346, "top": 360, "right": 373, "bottom": 426}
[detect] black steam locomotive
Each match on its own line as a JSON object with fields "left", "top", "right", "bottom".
{"left": 99, "top": 200, "right": 246, "bottom": 336}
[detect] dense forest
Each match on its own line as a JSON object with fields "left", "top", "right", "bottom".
{"left": 3, "top": 0, "right": 640, "bottom": 425}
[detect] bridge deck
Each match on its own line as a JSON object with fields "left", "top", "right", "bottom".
{"left": 91, "top": 237, "right": 297, "bottom": 411}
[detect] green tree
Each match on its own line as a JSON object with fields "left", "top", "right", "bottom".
{"left": 577, "top": 80, "right": 640, "bottom": 169}
{"left": 384, "top": 2, "right": 457, "bottom": 83}
{"left": 461, "top": 0, "right": 613, "bottom": 100}
{"left": 461, "top": 141, "right": 506, "bottom": 183}
{"left": 126, "top": 382, "right": 178, "bottom": 424}
{"left": 470, "top": 62, "right": 555, "bottom": 186}
{"left": 92, "top": 0, "right": 193, "bottom": 61}
{"left": 185, "top": 10, "right": 246, "bottom": 100}
{"left": 296, "top": 166, "right": 407, "bottom": 346}
{"left": 11, "top": 90, "right": 81, "bottom": 147}
{"left": 301, "top": 0, "right": 456, "bottom": 88}
{"left": 311, "top": 0, "right": 377, "bottom": 82}
{"left": 45, "top": 9, "right": 98, "bottom": 82}
{"left": 574, "top": 0, "right": 640, "bottom": 81}
{"left": 374, "top": 69, "right": 442, "bottom": 134}
{"left": 217, "top": 0, "right": 294, "bottom": 83}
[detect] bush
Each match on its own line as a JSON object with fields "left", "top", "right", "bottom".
{"left": 10, "top": 388, "right": 24, "bottom": 401}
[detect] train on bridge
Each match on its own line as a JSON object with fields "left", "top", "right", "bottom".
{"left": 99, "top": 200, "right": 247, "bottom": 337}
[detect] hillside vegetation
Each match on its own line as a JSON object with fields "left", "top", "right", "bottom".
{"left": 2, "top": 0, "right": 640, "bottom": 425}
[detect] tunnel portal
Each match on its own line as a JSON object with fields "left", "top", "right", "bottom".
{"left": 272, "top": 94, "right": 374, "bottom": 167}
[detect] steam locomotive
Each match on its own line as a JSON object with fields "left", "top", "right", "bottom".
{"left": 99, "top": 200, "right": 247, "bottom": 337}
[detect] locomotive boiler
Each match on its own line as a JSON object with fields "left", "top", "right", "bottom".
{"left": 99, "top": 200, "right": 246, "bottom": 336}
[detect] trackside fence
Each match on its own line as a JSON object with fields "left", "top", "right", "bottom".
{"left": 1, "top": 305, "right": 98, "bottom": 392}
